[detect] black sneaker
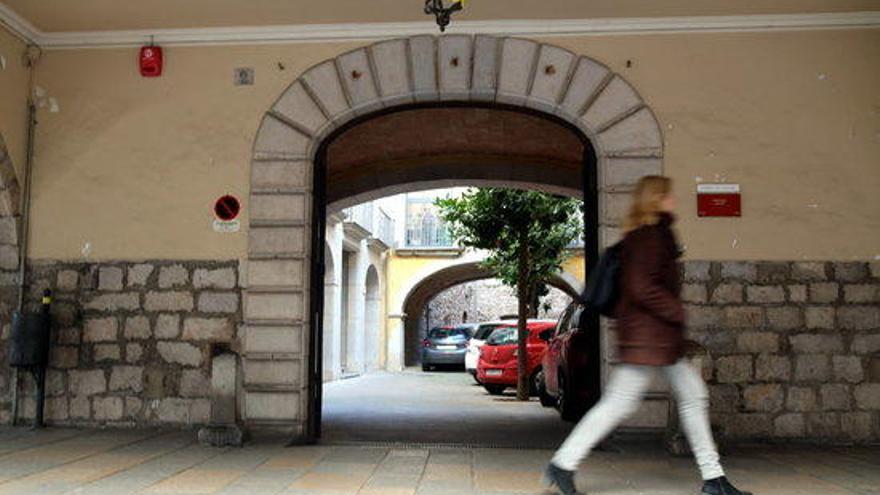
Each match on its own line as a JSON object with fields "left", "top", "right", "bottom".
{"left": 701, "top": 476, "right": 753, "bottom": 495}
{"left": 543, "top": 463, "right": 584, "bottom": 495}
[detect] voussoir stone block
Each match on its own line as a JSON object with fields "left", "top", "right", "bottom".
{"left": 787, "top": 387, "right": 816, "bottom": 412}
{"left": 471, "top": 35, "right": 500, "bottom": 101}
{"left": 838, "top": 306, "right": 880, "bottom": 330}
{"left": 248, "top": 226, "right": 305, "bottom": 256}
{"left": 527, "top": 44, "right": 575, "bottom": 111}
{"left": 792, "top": 262, "right": 827, "bottom": 281}
{"left": 272, "top": 81, "right": 328, "bottom": 136}
{"left": 371, "top": 39, "right": 412, "bottom": 104}
{"left": 794, "top": 355, "right": 831, "bottom": 382}
{"left": 598, "top": 107, "right": 663, "bottom": 157}
{"left": 497, "top": 38, "right": 538, "bottom": 105}
{"left": 250, "top": 193, "right": 306, "bottom": 223}
{"left": 301, "top": 60, "right": 350, "bottom": 121}
{"left": 251, "top": 160, "right": 308, "bottom": 192}
{"left": 743, "top": 384, "right": 784, "bottom": 412}
{"left": 854, "top": 383, "right": 880, "bottom": 410}
{"left": 244, "top": 292, "right": 304, "bottom": 321}
{"left": 253, "top": 115, "right": 311, "bottom": 157}
{"left": 248, "top": 259, "right": 304, "bottom": 288}
{"left": 559, "top": 56, "right": 609, "bottom": 118}
{"left": 581, "top": 76, "right": 642, "bottom": 133}
{"left": 437, "top": 35, "right": 472, "bottom": 100}
{"left": 336, "top": 48, "right": 381, "bottom": 114}
{"left": 408, "top": 35, "right": 438, "bottom": 101}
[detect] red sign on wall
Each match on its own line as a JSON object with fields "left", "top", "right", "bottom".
{"left": 697, "top": 184, "right": 741, "bottom": 217}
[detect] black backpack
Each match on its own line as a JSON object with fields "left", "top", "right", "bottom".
{"left": 582, "top": 242, "right": 622, "bottom": 317}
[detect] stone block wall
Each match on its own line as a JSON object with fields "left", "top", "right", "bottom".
{"left": 424, "top": 279, "right": 572, "bottom": 329}
{"left": 682, "top": 261, "right": 880, "bottom": 443}
{"left": 0, "top": 260, "right": 242, "bottom": 427}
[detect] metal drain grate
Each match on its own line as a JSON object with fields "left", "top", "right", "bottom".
{"left": 321, "top": 440, "right": 557, "bottom": 450}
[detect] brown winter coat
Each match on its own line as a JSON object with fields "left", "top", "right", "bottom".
{"left": 615, "top": 213, "right": 686, "bottom": 366}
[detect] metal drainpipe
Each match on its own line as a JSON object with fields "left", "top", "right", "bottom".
{"left": 11, "top": 45, "right": 41, "bottom": 426}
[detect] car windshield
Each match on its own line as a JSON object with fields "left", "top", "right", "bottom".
{"left": 486, "top": 327, "right": 524, "bottom": 345}
{"left": 428, "top": 327, "right": 469, "bottom": 339}
{"left": 473, "top": 323, "right": 505, "bottom": 340}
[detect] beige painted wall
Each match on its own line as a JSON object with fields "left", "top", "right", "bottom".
{"left": 29, "top": 28, "right": 880, "bottom": 262}
{"left": 0, "top": 25, "right": 30, "bottom": 180}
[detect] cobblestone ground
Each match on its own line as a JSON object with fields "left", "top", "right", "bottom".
{"left": 0, "top": 371, "right": 877, "bottom": 494}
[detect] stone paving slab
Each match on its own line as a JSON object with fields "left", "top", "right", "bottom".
{"left": 0, "top": 428, "right": 877, "bottom": 494}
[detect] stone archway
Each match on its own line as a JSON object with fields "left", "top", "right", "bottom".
{"left": 399, "top": 260, "right": 581, "bottom": 367}
{"left": 245, "top": 35, "right": 663, "bottom": 438}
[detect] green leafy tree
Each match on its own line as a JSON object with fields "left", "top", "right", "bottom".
{"left": 436, "top": 188, "right": 582, "bottom": 400}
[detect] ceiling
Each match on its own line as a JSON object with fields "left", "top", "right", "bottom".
{"left": 4, "top": 0, "right": 879, "bottom": 32}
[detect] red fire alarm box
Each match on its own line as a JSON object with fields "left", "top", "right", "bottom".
{"left": 697, "top": 184, "right": 741, "bottom": 217}
{"left": 139, "top": 46, "right": 163, "bottom": 77}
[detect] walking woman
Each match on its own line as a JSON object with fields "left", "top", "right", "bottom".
{"left": 544, "top": 176, "right": 751, "bottom": 495}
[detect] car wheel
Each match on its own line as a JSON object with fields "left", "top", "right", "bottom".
{"left": 529, "top": 369, "right": 542, "bottom": 397}
{"left": 483, "top": 384, "right": 506, "bottom": 395}
{"left": 471, "top": 372, "right": 482, "bottom": 384}
{"left": 421, "top": 363, "right": 432, "bottom": 372}
{"left": 557, "top": 372, "right": 581, "bottom": 422}
{"left": 537, "top": 370, "right": 556, "bottom": 408}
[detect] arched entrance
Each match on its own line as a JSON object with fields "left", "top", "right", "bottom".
{"left": 399, "top": 260, "right": 581, "bottom": 367}
{"left": 245, "top": 35, "right": 663, "bottom": 441}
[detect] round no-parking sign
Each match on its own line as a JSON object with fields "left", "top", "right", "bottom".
{"left": 213, "top": 195, "right": 241, "bottom": 232}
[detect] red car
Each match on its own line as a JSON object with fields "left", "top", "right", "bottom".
{"left": 540, "top": 302, "right": 599, "bottom": 421}
{"left": 476, "top": 321, "right": 556, "bottom": 395}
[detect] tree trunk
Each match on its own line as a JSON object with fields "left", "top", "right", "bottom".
{"left": 516, "top": 231, "right": 530, "bottom": 401}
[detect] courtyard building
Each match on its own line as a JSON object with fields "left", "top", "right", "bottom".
{"left": 0, "top": 0, "right": 877, "bottom": 451}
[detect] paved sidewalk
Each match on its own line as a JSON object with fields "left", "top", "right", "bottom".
{"left": 0, "top": 427, "right": 878, "bottom": 494}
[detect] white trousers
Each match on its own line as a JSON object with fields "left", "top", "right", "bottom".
{"left": 551, "top": 359, "right": 724, "bottom": 480}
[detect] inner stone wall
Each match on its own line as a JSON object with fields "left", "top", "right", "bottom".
{"left": 0, "top": 260, "right": 241, "bottom": 426}
{"left": 423, "top": 279, "right": 572, "bottom": 330}
{"left": 683, "top": 260, "right": 880, "bottom": 442}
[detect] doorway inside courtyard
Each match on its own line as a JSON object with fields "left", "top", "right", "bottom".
{"left": 312, "top": 104, "right": 601, "bottom": 446}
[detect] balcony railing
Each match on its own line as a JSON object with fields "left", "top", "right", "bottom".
{"left": 342, "top": 202, "right": 395, "bottom": 248}
{"left": 405, "top": 216, "right": 453, "bottom": 248}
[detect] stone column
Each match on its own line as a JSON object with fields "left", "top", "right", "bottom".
{"left": 323, "top": 221, "right": 344, "bottom": 382}
{"left": 344, "top": 241, "right": 368, "bottom": 374}
{"left": 386, "top": 314, "right": 406, "bottom": 372}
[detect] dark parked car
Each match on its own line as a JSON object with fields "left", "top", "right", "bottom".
{"left": 421, "top": 325, "right": 473, "bottom": 371}
{"left": 540, "top": 302, "right": 597, "bottom": 421}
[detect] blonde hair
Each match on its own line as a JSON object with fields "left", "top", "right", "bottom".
{"left": 623, "top": 175, "right": 672, "bottom": 233}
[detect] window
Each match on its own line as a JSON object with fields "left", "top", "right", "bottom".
{"left": 487, "top": 327, "right": 519, "bottom": 346}
{"left": 428, "top": 327, "right": 469, "bottom": 339}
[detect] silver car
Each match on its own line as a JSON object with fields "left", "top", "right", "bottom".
{"left": 421, "top": 325, "right": 476, "bottom": 371}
